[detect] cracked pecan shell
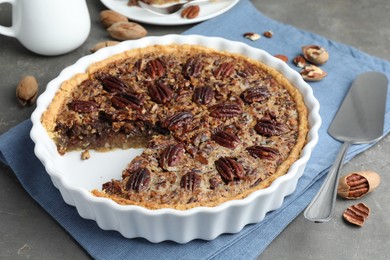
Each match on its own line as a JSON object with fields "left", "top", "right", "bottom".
{"left": 343, "top": 203, "right": 370, "bottom": 227}
{"left": 337, "top": 171, "right": 380, "bottom": 199}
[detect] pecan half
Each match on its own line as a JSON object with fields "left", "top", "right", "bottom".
{"left": 125, "top": 168, "right": 151, "bottom": 192}
{"left": 214, "top": 62, "right": 235, "bottom": 79}
{"left": 181, "top": 5, "right": 200, "bottom": 19}
{"left": 111, "top": 92, "right": 142, "bottom": 110}
{"left": 180, "top": 171, "right": 201, "bottom": 191}
{"left": 162, "top": 111, "right": 193, "bottom": 131}
{"left": 193, "top": 86, "right": 214, "bottom": 105}
{"left": 254, "top": 118, "right": 288, "bottom": 137}
{"left": 102, "top": 181, "right": 122, "bottom": 194}
{"left": 101, "top": 75, "right": 128, "bottom": 93}
{"left": 209, "top": 103, "right": 242, "bottom": 118}
{"left": 343, "top": 203, "right": 370, "bottom": 227}
{"left": 215, "top": 157, "right": 244, "bottom": 183}
{"left": 240, "top": 87, "right": 270, "bottom": 104}
{"left": 246, "top": 145, "right": 279, "bottom": 160}
{"left": 182, "top": 57, "right": 203, "bottom": 79}
{"left": 293, "top": 55, "right": 307, "bottom": 68}
{"left": 68, "top": 100, "right": 98, "bottom": 113}
{"left": 211, "top": 130, "right": 240, "bottom": 149}
{"left": 146, "top": 59, "right": 165, "bottom": 78}
{"left": 337, "top": 171, "right": 380, "bottom": 199}
{"left": 148, "top": 82, "right": 173, "bottom": 104}
{"left": 160, "top": 143, "right": 185, "bottom": 170}
{"left": 274, "top": 54, "right": 288, "bottom": 63}
{"left": 243, "top": 32, "right": 261, "bottom": 41}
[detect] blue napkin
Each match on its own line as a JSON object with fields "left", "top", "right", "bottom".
{"left": 1, "top": 0, "right": 389, "bottom": 259}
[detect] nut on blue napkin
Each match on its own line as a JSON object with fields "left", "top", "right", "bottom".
{"left": 1, "top": 0, "right": 389, "bottom": 259}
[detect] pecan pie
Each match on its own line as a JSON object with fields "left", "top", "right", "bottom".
{"left": 41, "top": 44, "right": 308, "bottom": 210}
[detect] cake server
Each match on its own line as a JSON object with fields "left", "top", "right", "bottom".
{"left": 304, "top": 71, "right": 388, "bottom": 223}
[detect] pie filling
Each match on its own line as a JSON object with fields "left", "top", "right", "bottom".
{"left": 42, "top": 44, "right": 308, "bottom": 210}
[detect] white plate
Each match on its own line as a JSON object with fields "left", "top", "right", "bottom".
{"left": 30, "top": 35, "right": 321, "bottom": 243}
{"left": 99, "top": 0, "right": 239, "bottom": 25}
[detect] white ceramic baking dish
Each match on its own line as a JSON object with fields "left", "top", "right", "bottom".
{"left": 30, "top": 34, "right": 321, "bottom": 243}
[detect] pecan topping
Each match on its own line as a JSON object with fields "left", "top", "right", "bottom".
{"left": 254, "top": 118, "right": 288, "bottom": 137}
{"left": 101, "top": 75, "right": 128, "bottom": 93}
{"left": 181, "top": 5, "right": 200, "bottom": 19}
{"left": 146, "top": 59, "right": 165, "bottom": 78}
{"left": 148, "top": 82, "right": 173, "bottom": 104}
{"left": 125, "top": 168, "right": 151, "bottom": 192}
{"left": 68, "top": 100, "right": 98, "bottom": 113}
{"left": 240, "top": 87, "right": 270, "bottom": 104}
{"left": 193, "top": 86, "right": 214, "bottom": 105}
{"left": 102, "top": 181, "right": 121, "bottom": 194}
{"left": 182, "top": 57, "right": 203, "bottom": 79}
{"left": 343, "top": 203, "right": 370, "bottom": 227}
{"left": 160, "top": 143, "right": 185, "bottom": 170}
{"left": 246, "top": 145, "right": 279, "bottom": 160}
{"left": 162, "top": 111, "right": 193, "bottom": 131}
{"left": 209, "top": 103, "right": 242, "bottom": 118}
{"left": 111, "top": 92, "right": 142, "bottom": 110}
{"left": 211, "top": 130, "right": 240, "bottom": 149}
{"left": 215, "top": 157, "right": 245, "bottom": 183}
{"left": 214, "top": 62, "right": 235, "bottom": 79}
{"left": 180, "top": 171, "right": 201, "bottom": 191}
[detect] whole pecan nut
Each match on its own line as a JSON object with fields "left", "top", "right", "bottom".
{"left": 211, "top": 130, "right": 240, "bottom": 149}
{"left": 68, "top": 100, "right": 98, "bottom": 113}
{"left": 193, "top": 86, "right": 214, "bottom": 105}
{"left": 343, "top": 203, "right": 370, "bottom": 227}
{"left": 215, "top": 157, "right": 244, "bottom": 183}
{"left": 209, "top": 103, "right": 242, "bottom": 118}
{"left": 148, "top": 82, "right": 173, "bottom": 104}
{"left": 246, "top": 145, "right": 279, "bottom": 160}
{"left": 181, "top": 5, "right": 200, "bottom": 19}
{"left": 180, "top": 171, "right": 201, "bottom": 191}
{"left": 160, "top": 143, "right": 185, "bottom": 171}
{"left": 337, "top": 171, "right": 380, "bottom": 199}
{"left": 240, "top": 87, "right": 270, "bottom": 104}
{"left": 125, "top": 168, "right": 151, "bottom": 192}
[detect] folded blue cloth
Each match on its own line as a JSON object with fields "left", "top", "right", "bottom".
{"left": 1, "top": 0, "right": 389, "bottom": 259}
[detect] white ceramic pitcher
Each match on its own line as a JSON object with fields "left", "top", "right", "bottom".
{"left": 0, "top": 0, "right": 90, "bottom": 56}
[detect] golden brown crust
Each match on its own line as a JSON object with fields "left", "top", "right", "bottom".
{"left": 42, "top": 44, "right": 308, "bottom": 210}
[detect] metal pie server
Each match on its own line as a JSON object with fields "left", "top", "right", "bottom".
{"left": 304, "top": 71, "right": 388, "bottom": 223}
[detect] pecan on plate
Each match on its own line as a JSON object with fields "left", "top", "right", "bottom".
{"left": 181, "top": 5, "right": 200, "bottom": 19}
{"left": 215, "top": 157, "right": 245, "bottom": 183}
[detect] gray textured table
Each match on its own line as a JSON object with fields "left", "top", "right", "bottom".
{"left": 1, "top": 1, "right": 389, "bottom": 259}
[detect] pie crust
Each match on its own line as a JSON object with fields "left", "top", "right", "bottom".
{"left": 41, "top": 44, "right": 308, "bottom": 210}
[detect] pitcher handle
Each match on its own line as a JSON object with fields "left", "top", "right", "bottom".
{"left": 0, "top": 0, "right": 17, "bottom": 37}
